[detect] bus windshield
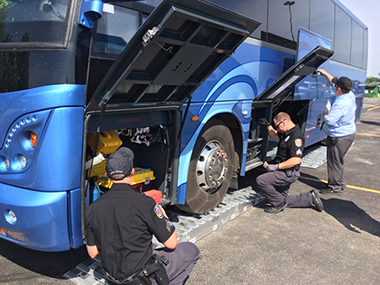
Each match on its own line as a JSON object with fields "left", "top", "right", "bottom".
{"left": 0, "top": 0, "right": 69, "bottom": 45}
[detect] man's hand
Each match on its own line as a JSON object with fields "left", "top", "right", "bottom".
{"left": 263, "top": 161, "right": 278, "bottom": 171}
{"left": 317, "top": 69, "right": 325, "bottom": 76}
{"left": 258, "top": 118, "right": 270, "bottom": 126}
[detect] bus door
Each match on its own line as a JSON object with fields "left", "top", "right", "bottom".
{"left": 295, "top": 27, "right": 333, "bottom": 146}
{"left": 81, "top": 0, "right": 260, "bottom": 231}
{"left": 251, "top": 46, "right": 334, "bottom": 163}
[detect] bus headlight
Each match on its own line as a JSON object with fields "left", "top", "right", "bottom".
{"left": 0, "top": 157, "right": 10, "bottom": 172}
{"left": 12, "top": 155, "right": 27, "bottom": 171}
{"left": 4, "top": 210, "right": 17, "bottom": 225}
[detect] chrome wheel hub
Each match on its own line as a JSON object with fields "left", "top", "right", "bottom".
{"left": 196, "top": 141, "right": 228, "bottom": 194}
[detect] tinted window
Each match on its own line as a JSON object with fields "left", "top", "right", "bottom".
{"left": 268, "top": 0, "right": 309, "bottom": 42}
{"left": 209, "top": 0, "right": 268, "bottom": 40}
{"left": 350, "top": 20, "right": 363, "bottom": 68}
{"left": 362, "top": 29, "right": 368, "bottom": 69}
{"left": 0, "top": 0, "right": 68, "bottom": 45}
{"left": 334, "top": 6, "right": 351, "bottom": 63}
{"left": 310, "top": 0, "right": 334, "bottom": 42}
{"left": 95, "top": 4, "right": 140, "bottom": 54}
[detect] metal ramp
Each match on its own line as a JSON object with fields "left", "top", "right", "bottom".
{"left": 64, "top": 188, "right": 264, "bottom": 285}
{"left": 63, "top": 188, "right": 264, "bottom": 285}
{"left": 300, "top": 144, "right": 327, "bottom": 169}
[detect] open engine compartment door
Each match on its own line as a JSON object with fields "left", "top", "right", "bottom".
{"left": 86, "top": 0, "right": 260, "bottom": 111}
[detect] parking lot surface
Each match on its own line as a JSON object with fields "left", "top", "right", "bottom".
{"left": 187, "top": 98, "right": 380, "bottom": 285}
{"left": 0, "top": 98, "right": 379, "bottom": 284}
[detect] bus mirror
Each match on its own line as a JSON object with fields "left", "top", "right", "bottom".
{"left": 78, "top": 0, "right": 103, "bottom": 29}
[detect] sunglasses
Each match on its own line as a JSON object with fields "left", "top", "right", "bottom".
{"left": 275, "top": 119, "right": 285, "bottom": 130}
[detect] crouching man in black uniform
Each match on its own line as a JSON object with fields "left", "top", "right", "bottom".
{"left": 85, "top": 147, "right": 200, "bottom": 285}
{"left": 256, "top": 112, "right": 324, "bottom": 214}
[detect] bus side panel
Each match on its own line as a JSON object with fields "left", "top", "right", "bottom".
{"left": 177, "top": 42, "right": 293, "bottom": 203}
{"left": 0, "top": 184, "right": 70, "bottom": 251}
{"left": 68, "top": 188, "right": 83, "bottom": 249}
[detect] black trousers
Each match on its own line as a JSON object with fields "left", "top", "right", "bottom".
{"left": 326, "top": 134, "right": 355, "bottom": 192}
{"left": 152, "top": 242, "right": 200, "bottom": 285}
{"left": 256, "top": 169, "right": 313, "bottom": 208}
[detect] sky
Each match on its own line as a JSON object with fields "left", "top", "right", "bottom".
{"left": 339, "top": 0, "right": 380, "bottom": 78}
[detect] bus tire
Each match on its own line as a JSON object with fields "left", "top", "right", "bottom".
{"left": 178, "top": 120, "right": 235, "bottom": 214}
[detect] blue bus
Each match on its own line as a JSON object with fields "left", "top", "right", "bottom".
{"left": 0, "top": 0, "right": 367, "bottom": 251}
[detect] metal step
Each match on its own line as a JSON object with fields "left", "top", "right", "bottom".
{"left": 64, "top": 187, "right": 265, "bottom": 285}
{"left": 300, "top": 144, "right": 327, "bottom": 169}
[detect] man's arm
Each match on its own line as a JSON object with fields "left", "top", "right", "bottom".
{"left": 163, "top": 230, "right": 178, "bottom": 249}
{"left": 159, "top": 206, "right": 178, "bottom": 249}
{"left": 278, "top": 157, "right": 302, "bottom": 170}
{"left": 86, "top": 244, "right": 99, "bottom": 259}
{"left": 267, "top": 125, "right": 280, "bottom": 141}
{"left": 318, "top": 69, "right": 334, "bottom": 86}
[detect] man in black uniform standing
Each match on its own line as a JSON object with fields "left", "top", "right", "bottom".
{"left": 256, "top": 112, "right": 323, "bottom": 214}
{"left": 85, "top": 147, "right": 200, "bottom": 285}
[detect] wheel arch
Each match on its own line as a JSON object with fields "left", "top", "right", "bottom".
{"left": 209, "top": 113, "right": 244, "bottom": 173}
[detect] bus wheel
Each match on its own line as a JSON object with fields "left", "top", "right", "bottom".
{"left": 179, "top": 120, "right": 235, "bottom": 214}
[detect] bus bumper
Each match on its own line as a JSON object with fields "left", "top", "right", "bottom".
{"left": 0, "top": 183, "right": 71, "bottom": 252}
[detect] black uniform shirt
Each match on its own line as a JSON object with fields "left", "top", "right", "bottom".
{"left": 275, "top": 125, "right": 304, "bottom": 164}
{"left": 85, "top": 184, "right": 175, "bottom": 280}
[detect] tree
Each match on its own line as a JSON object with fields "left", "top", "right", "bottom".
{"left": 366, "top": 77, "right": 380, "bottom": 85}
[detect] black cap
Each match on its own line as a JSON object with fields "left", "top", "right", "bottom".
{"left": 332, "top": 76, "right": 352, "bottom": 93}
{"left": 106, "top": 147, "right": 134, "bottom": 180}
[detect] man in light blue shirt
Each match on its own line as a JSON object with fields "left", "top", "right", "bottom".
{"left": 317, "top": 69, "right": 356, "bottom": 194}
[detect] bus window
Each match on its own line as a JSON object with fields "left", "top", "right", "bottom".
{"left": 268, "top": 0, "right": 309, "bottom": 43}
{"left": 310, "top": 0, "right": 334, "bottom": 42}
{"left": 334, "top": 6, "right": 351, "bottom": 64}
{"left": 208, "top": 0, "right": 268, "bottom": 40}
{"left": 94, "top": 4, "right": 140, "bottom": 55}
{"left": 0, "top": 0, "right": 68, "bottom": 44}
{"left": 351, "top": 20, "right": 364, "bottom": 68}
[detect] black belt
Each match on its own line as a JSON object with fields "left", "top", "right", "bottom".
{"left": 104, "top": 270, "right": 143, "bottom": 285}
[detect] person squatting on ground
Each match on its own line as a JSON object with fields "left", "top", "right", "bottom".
{"left": 317, "top": 69, "right": 356, "bottom": 195}
{"left": 256, "top": 112, "right": 323, "bottom": 214}
{"left": 85, "top": 147, "right": 200, "bottom": 285}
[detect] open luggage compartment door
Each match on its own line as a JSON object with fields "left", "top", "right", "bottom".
{"left": 87, "top": 0, "right": 260, "bottom": 111}
{"left": 255, "top": 46, "right": 334, "bottom": 103}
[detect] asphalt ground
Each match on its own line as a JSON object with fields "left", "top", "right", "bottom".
{"left": 0, "top": 98, "right": 379, "bottom": 284}
{"left": 187, "top": 98, "right": 380, "bottom": 285}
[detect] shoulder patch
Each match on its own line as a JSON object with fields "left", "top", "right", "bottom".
{"left": 154, "top": 205, "right": 164, "bottom": 219}
{"left": 295, "top": 139, "right": 303, "bottom": 148}
{"left": 165, "top": 220, "right": 174, "bottom": 232}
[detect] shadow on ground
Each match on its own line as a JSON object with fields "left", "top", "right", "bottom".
{"left": 0, "top": 239, "right": 89, "bottom": 279}
{"left": 321, "top": 197, "right": 380, "bottom": 238}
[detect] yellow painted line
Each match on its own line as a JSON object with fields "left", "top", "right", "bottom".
{"left": 299, "top": 176, "right": 380, "bottom": 194}
{"left": 356, "top": 132, "right": 380, "bottom": 138}
{"left": 367, "top": 105, "right": 380, "bottom": 112}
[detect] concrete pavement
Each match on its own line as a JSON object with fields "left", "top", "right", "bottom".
{"left": 187, "top": 98, "right": 380, "bottom": 285}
